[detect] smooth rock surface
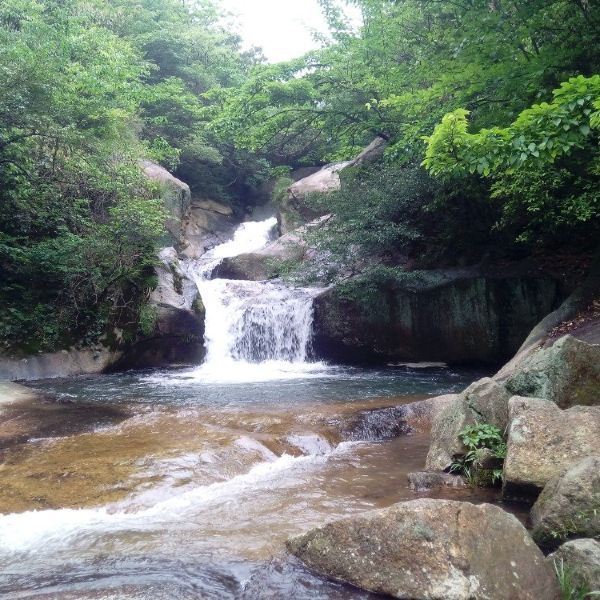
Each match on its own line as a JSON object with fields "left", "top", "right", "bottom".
{"left": 287, "top": 498, "right": 560, "bottom": 600}
{"left": 506, "top": 335, "right": 600, "bottom": 408}
{"left": 547, "top": 539, "right": 600, "bottom": 593}
{"left": 141, "top": 160, "right": 191, "bottom": 244}
{"left": 114, "top": 248, "right": 205, "bottom": 369}
{"left": 312, "top": 269, "right": 563, "bottom": 365}
{"left": 503, "top": 397, "right": 600, "bottom": 502}
{"left": 280, "top": 138, "right": 387, "bottom": 233}
{"left": 181, "top": 198, "right": 237, "bottom": 258}
{"left": 531, "top": 456, "right": 600, "bottom": 547}
{"left": 0, "top": 347, "right": 121, "bottom": 381}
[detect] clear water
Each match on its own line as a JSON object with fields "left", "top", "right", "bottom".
{"left": 0, "top": 365, "right": 489, "bottom": 600}
{"left": 30, "top": 364, "right": 482, "bottom": 407}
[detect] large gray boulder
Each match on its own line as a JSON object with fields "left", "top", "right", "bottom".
{"left": 181, "top": 198, "right": 236, "bottom": 259}
{"left": 425, "top": 378, "right": 511, "bottom": 471}
{"left": 141, "top": 160, "right": 191, "bottom": 245}
{"left": 287, "top": 499, "right": 559, "bottom": 600}
{"left": 547, "top": 539, "right": 600, "bottom": 593}
{"left": 211, "top": 215, "right": 333, "bottom": 281}
{"left": 0, "top": 347, "right": 121, "bottom": 381}
{"left": 280, "top": 138, "right": 387, "bottom": 234}
{"left": 212, "top": 226, "right": 308, "bottom": 281}
{"left": 503, "top": 397, "right": 600, "bottom": 502}
{"left": 114, "top": 248, "right": 205, "bottom": 369}
{"left": 505, "top": 335, "right": 600, "bottom": 408}
{"left": 531, "top": 456, "right": 600, "bottom": 547}
{"left": 427, "top": 332, "right": 599, "bottom": 474}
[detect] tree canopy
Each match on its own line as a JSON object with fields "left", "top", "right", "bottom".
{"left": 1, "top": 0, "right": 598, "bottom": 353}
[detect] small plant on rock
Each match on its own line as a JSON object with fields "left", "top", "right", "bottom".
{"left": 554, "top": 558, "right": 600, "bottom": 600}
{"left": 450, "top": 423, "right": 507, "bottom": 486}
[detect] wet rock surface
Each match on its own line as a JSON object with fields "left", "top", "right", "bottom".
{"left": 114, "top": 247, "right": 205, "bottom": 370}
{"left": 426, "top": 379, "right": 510, "bottom": 471}
{"left": 288, "top": 498, "right": 559, "bottom": 600}
{"left": 407, "top": 471, "right": 466, "bottom": 492}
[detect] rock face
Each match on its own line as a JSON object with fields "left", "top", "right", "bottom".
{"left": 503, "top": 397, "right": 600, "bottom": 501}
{"left": 181, "top": 198, "right": 236, "bottom": 258}
{"left": 211, "top": 217, "right": 329, "bottom": 281}
{"left": 280, "top": 138, "right": 387, "bottom": 233}
{"left": 141, "top": 160, "right": 191, "bottom": 245}
{"left": 287, "top": 499, "right": 560, "bottom": 600}
{"left": 114, "top": 248, "right": 205, "bottom": 369}
{"left": 531, "top": 456, "right": 600, "bottom": 547}
{"left": 0, "top": 347, "right": 121, "bottom": 381}
{"left": 426, "top": 329, "right": 599, "bottom": 473}
{"left": 426, "top": 378, "right": 511, "bottom": 471}
{"left": 547, "top": 539, "right": 600, "bottom": 593}
{"left": 505, "top": 335, "right": 600, "bottom": 408}
{"left": 312, "top": 269, "right": 563, "bottom": 365}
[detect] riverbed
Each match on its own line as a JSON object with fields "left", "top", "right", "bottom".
{"left": 0, "top": 364, "right": 505, "bottom": 599}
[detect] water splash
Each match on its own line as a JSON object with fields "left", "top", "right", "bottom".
{"left": 185, "top": 217, "right": 326, "bottom": 382}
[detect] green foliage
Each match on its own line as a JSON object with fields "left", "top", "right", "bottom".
{"left": 214, "top": 0, "right": 600, "bottom": 165}
{"left": 0, "top": 0, "right": 246, "bottom": 353}
{"left": 547, "top": 504, "right": 600, "bottom": 545}
{"left": 138, "top": 303, "right": 158, "bottom": 337}
{"left": 424, "top": 76, "right": 600, "bottom": 177}
{"left": 554, "top": 559, "right": 600, "bottom": 600}
{"left": 450, "top": 423, "right": 506, "bottom": 486}
{"left": 423, "top": 76, "right": 600, "bottom": 245}
{"left": 304, "top": 162, "right": 500, "bottom": 269}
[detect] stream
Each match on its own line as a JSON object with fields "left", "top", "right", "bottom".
{"left": 0, "top": 218, "right": 494, "bottom": 599}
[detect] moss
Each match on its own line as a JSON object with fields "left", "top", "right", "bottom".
{"left": 191, "top": 295, "right": 205, "bottom": 316}
{"left": 169, "top": 264, "right": 184, "bottom": 295}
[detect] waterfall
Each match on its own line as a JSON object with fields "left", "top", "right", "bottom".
{"left": 186, "top": 217, "right": 323, "bottom": 381}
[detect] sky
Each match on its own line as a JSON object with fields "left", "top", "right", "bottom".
{"left": 221, "top": 0, "right": 359, "bottom": 63}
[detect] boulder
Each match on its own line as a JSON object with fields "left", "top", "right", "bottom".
{"left": 547, "top": 539, "right": 600, "bottom": 593}
{"left": 212, "top": 227, "right": 307, "bottom": 281}
{"left": 287, "top": 499, "right": 559, "bottom": 600}
{"left": 141, "top": 160, "right": 191, "bottom": 244}
{"left": 114, "top": 248, "right": 205, "bottom": 369}
{"left": 427, "top": 333, "right": 599, "bottom": 475}
{"left": 180, "top": 198, "right": 237, "bottom": 259}
{"left": 503, "top": 397, "right": 600, "bottom": 502}
{"left": 425, "top": 379, "right": 510, "bottom": 471}
{"left": 280, "top": 138, "right": 387, "bottom": 233}
{"left": 312, "top": 268, "right": 564, "bottom": 365}
{"left": 407, "top": 471, "right": 466, "bottom": 492}
{"left": 394, "top": 393, "right": 457, "bottom": 432}
{"left": 505, "top": 335, "right": 600, "bottom": 408}
{"left": 531, "top": 456, "right": 600, "bottom": 547}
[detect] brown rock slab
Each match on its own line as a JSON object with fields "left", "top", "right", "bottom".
{"left": 287, "top": 498, "right": 559, "bottom": 600}
{"left": 503, "top": 397, "right": 600, "bottom": 502}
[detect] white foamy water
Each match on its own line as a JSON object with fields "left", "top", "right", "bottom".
{"left": 0, "top": 440, "right": 357, "bottom": 554}
{"left": 179, "top": 216, "right": 329, "bottom": 383}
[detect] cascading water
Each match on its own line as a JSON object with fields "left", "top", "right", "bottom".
{"left": 186, "top": 217, "right": 323, "bottom": 381}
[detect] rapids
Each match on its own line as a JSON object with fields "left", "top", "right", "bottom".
{"left": 0, "top": 218, "right": 498, "bottom": 599}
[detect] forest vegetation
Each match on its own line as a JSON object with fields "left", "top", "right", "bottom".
{"left": 1, "top": 0, "right": 598, "bottom": 353}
